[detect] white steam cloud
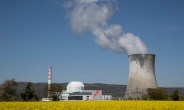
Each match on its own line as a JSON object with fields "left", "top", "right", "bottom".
{"left": 64, "top": 0, "right": 147, "bottom": 55}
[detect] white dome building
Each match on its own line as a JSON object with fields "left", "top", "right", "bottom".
{"left": 67, "top": 81, "right": 84, "bottom": 93}
{"left": 61, "top": 81, "right": 102, "bottom": 100}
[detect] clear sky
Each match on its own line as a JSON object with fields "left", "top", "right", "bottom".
{"left": 0, "top": 0, "right": 184, "bottom": 87}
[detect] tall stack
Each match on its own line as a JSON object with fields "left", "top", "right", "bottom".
{"left": 48, "top": 66, "right": 52, "bottom": 94}
{"left": 124, "top": 54, "right": 158, "bottom": 99}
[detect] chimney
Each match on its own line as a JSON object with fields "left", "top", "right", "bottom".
{"left": 48, "top": 66, "right": 52, "bottom": 92}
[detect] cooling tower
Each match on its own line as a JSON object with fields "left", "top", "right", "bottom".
{"left": 124, "top": 54, "right": 158, "bottom": 99}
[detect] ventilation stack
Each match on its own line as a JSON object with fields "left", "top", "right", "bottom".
{"left": 48, "top": 66, "right": 52, "bottom": 97}
{"left": 124, "top": 54, "right": 158, "bottom": 99}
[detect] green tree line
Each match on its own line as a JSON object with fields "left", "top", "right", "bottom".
{"left": 141, "top": 88, "right": 184, "bottom": 101}
{"left": 0, "top": 79, "right": 62, "bottom": 101}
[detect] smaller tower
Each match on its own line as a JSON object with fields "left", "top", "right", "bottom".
{"left": 48, "top": 66, "right": 52, "bottom": 97}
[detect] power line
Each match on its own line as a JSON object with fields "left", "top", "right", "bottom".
{"left": 171, "top": 78, "right": 184, "bottom": 87}
{"left": 167, "top": 73, "right": 184, "bottom": 87}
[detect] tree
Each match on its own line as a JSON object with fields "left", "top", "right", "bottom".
{"left": 142, "top": 94, "right": 148, "bottom": 100}
{"left": 21, "top": 82, "right": 39, "bottom": 101}
{"left": 0, "top": 79, "right": 18, "bottom": 101}
{"left": 179, "top": 94, "right": 184, "bottom": 101}
{"left": 43, "top": 83, "right": 62, "bottom": 101}
{"left": 170, "top": 89, "right": 179, "bottom": 101}
{"left": 147, "top": 88, "right": 168, "bottom": 100}
{"left": 136, "top": 96, "right": 140, "bottom": 100}
{"left": 128, "top": 96, "right": 132, "bottom": 100}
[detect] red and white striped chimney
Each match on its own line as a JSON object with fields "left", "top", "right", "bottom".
{"left": 48, "top": 66, "right": 52, "bottom": 91}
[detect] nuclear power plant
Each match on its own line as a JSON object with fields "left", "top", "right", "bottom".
{"left": 124, "top": 54, "right": 158, "bottom": 99}
{"left": 43, "top": 54, "right": 158, "bottom": 101}
{"left": 42, "top": 66, "right": 108, "bottom": 101}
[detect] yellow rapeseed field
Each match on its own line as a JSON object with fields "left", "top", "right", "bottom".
{"left": 0, "top": 101, "right": 184, "bottom": 110}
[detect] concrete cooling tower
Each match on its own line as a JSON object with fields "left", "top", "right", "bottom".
{"left": 124, "top": 54, "right": 158, "bottom": 99}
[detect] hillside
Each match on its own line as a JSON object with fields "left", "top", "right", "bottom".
{"left": 17, "top": 82, "right": 184, "bottom": 99}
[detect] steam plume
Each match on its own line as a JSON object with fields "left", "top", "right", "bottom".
{"left": 64, "top": 0, "right": 147, "bottom": 55}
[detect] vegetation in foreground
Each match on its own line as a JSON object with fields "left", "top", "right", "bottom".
{"left": 0, "top": 101, "right": 184, "bottom": 110}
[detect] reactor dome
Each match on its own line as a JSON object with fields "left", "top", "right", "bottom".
{"left": 67, "top": 81, "right": 84, "bottom": 93}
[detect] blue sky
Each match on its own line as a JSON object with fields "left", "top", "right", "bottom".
{"left": 0, "top": 0, "right": 184, "bottom": 87}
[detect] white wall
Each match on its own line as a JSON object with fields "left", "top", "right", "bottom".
{"left": 102, "top": 95, "right": 112, "bottom": 100}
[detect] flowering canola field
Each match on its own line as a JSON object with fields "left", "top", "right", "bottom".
{"left": 0, "top": 101, "right": 184, "bottom": 110}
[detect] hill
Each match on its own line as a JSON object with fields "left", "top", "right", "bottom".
{"left": 17, "top": 82, "right": 184, "bottom": 99}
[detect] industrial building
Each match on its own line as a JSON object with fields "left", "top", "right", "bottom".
{"left": 124, "top": 54, "right": 158, "bottom": 99}
{"left": 61, "top": 81, "right": 102, "bottom": 100}
{"left": 41, "top": 66, "right": 106, "bottom": 101}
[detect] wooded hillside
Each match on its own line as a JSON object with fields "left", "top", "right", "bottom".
{"left": 16, "top": 82, "right": 184, "bottom": 99}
